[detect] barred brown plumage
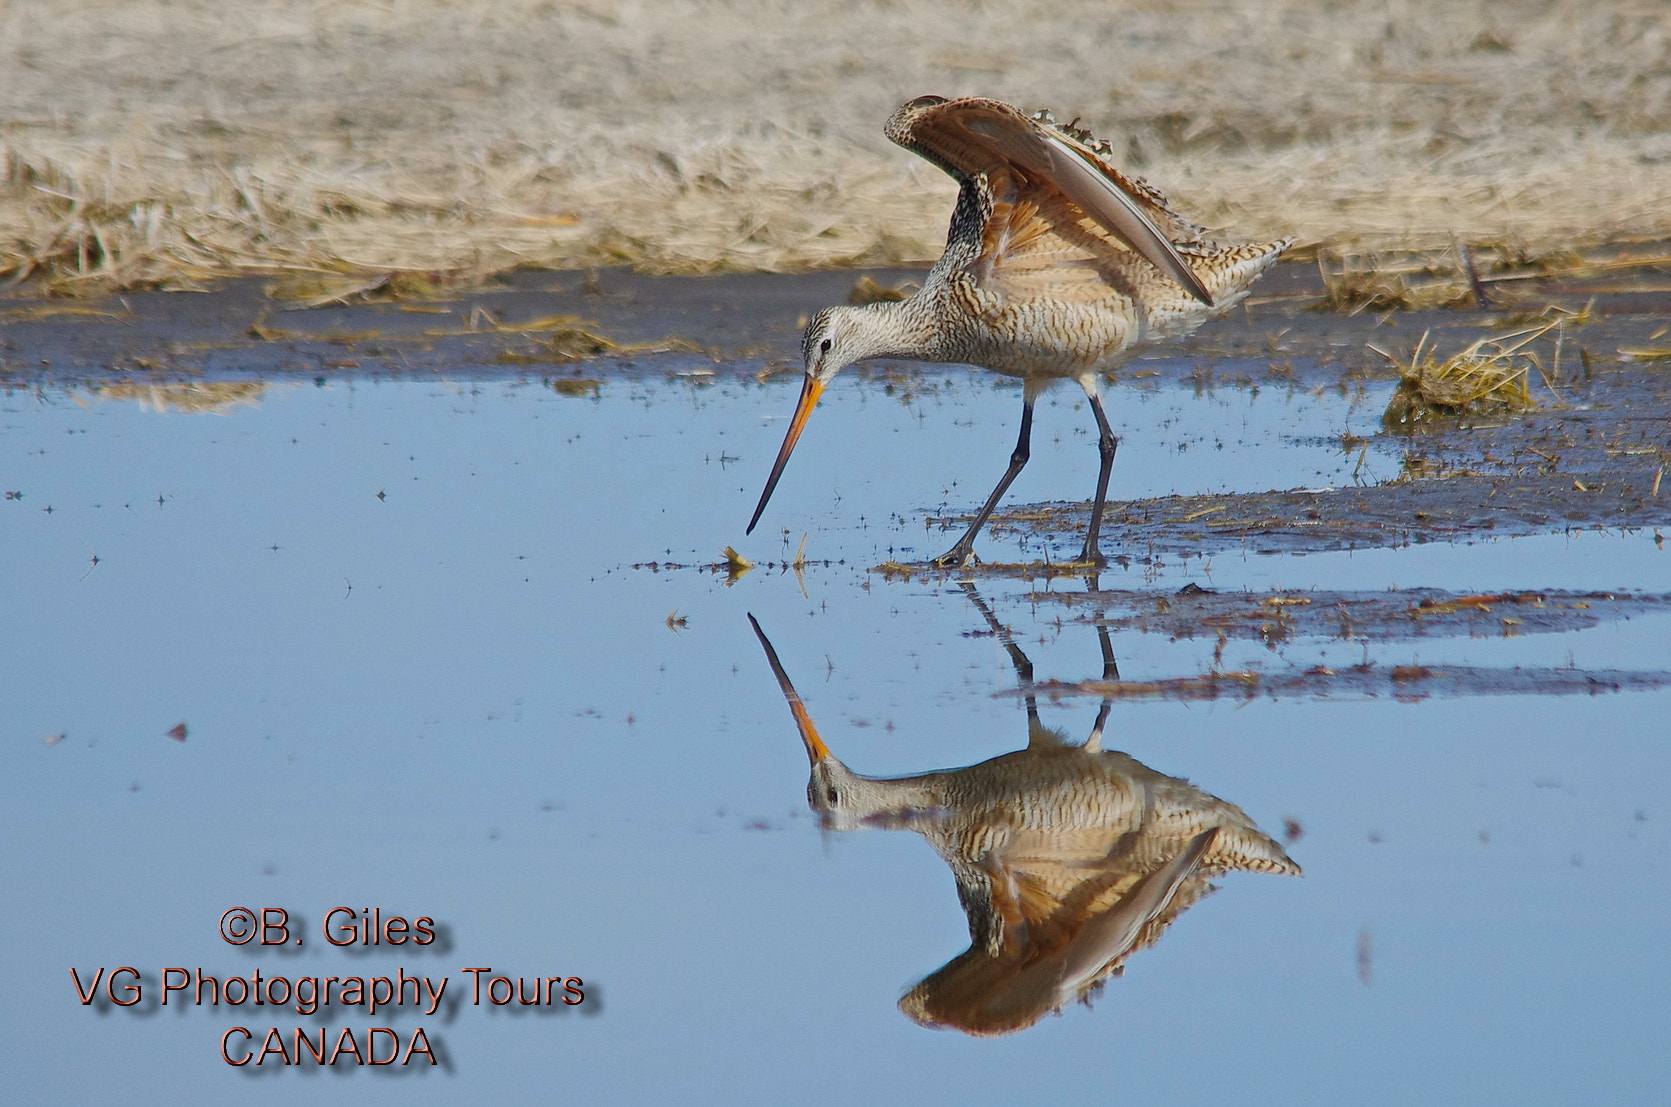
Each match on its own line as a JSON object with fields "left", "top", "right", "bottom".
{"left": 748, "top": 594, "right": 1298, "bottom": 1036}
{"left": 747, "top": 95, "right": 1291, "bottom": 567}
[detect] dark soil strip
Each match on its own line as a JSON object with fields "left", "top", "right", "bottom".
{"left": 1029, "top": 586, "right": 1671, "bottom": 643}
{"left": 1011, "top": 665, "right": 1669, "bottom": 703}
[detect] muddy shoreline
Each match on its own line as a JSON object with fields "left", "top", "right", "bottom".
{"left": 4, "top": 255, "right": 1669, "bottom": 562}
{"left": 1011, "top": 584, "right": 1671, "bottom": 701}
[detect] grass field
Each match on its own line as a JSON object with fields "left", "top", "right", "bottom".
{"left": 1, "top": 0, "right": 1667, "bottom": 292}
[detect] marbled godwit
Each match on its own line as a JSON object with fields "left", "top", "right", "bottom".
{"left": 748, "top": 595, "right": 1299, "bottom": 1036}
{"left": 746, "top": 95, "right": 1291, "bottom": 566}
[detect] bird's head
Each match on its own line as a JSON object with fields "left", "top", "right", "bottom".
{"left": 806, "top": 743, "right": 939, "bottom": 833}
{"left": 801, "top": 305, "right": 874, "bottom": 382}
{"left": 745, "top": 305, "right": 883, "bottom": 534}
{"left": 806, "top": 757, "right": 866, "bottom": 831}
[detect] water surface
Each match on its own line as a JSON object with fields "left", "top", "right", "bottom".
{"left": 4, "top": 370, "right": 1668, "bottom": 1103}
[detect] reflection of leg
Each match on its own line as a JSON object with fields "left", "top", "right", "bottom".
{"left": 1078, "top": 392, "right": 1119, "bottom": 566}
{"left": 960, "top": 581, "right": 1041, "bottom": 730}
{"left": 934, "top": 399, "right": 1034, "bottom": 568}
{"left": 961, "top": 581, "right": 1034, "bottom": 685}
{"left": 1085, "top": 623, "right": 1120, "bottom": 752}
{"left": 1096, "top": 623, "right": 1120, "bottom": 683}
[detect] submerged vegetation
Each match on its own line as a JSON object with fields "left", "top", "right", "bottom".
{"left": 96, "top": 381, "right": 267, "bottom": 414}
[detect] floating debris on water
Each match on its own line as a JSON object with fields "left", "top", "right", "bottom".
{"left": 550, "top": 377, "right": 602, "bottom": 398}
{"left": 1374, "top": 324, "right": 1551, "bottom": 429}
{"left": 723, "top": 546, "right": 754, "bottom": 583}
{"left": 98, "top": 381, "right": 267, "bottom": 414}
{"left": 847, "top": 275, "right": 915, "bottom": 305}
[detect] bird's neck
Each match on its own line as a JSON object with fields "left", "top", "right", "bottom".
{"left": 840, "top": 299, "right": 943, "bottom": 362}
{"left": 815, "top": 760, "right": 945, "bottom": 830}
{"left": 861, "top": 774, "right": 944, "bottom": 819}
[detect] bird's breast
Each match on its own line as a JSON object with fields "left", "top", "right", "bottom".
{"left": 941, "top": 286, "right": 1140, "bottom": 378}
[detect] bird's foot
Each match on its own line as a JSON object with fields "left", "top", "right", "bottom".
{"left": 1076, "top": 544, "right": 1108, "bottom": 568}
{"left": 931, "top": 544, "right": 977, "bottom": 570}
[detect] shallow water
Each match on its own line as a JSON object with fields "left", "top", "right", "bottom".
{"left": 5, "top": 370, "right": 1669, "bottom": 1103}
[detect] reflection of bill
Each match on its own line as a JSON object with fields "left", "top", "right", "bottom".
{"left": 749, "top": 588, "right": 1299, "bottom": 1037}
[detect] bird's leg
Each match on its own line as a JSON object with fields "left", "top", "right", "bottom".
{"left": 1078, "top": 393, "right": 1119, "bottom": 566}
{"left": 932, "top": 398, "right": 1033, "bottom": 568}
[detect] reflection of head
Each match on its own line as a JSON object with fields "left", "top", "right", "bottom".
{"left": 806, "top": 756, "right": 943, "bottom": 834}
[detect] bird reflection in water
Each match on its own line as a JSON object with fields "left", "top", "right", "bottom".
{"left": 749, "top": 584, "right": 1299, "bottom": 1037}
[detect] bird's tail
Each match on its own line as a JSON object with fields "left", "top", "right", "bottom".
{"left": 1194, "top": 236, "right": 1293, "bottom": 312}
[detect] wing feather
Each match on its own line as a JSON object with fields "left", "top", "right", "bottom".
{"left": 887, "top": 96, "right": 1215, "bottom": 306}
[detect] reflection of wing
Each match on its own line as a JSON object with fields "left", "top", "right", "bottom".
{"left": 1054, "top": 827, "right": 1217, "bottom": 994}
{"left": 983, "top": 824, "right": 1214, "bottom": 958}
{"left": 884, "top": 95, "right": 1215, "bottom": 307}
{"left": 902, "top": 746, "right": 1300, "bottom": 1037}
{"left": 904, "top": 828, "right": 1221, "bottom": 1037}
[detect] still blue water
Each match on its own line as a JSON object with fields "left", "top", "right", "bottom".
{"left": 4, "top": 372, "right": 1667, "bottom": 1103}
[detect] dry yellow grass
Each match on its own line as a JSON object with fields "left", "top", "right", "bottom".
{"left": 2, "top": 1, "right": 1668, "bottom": 292}
{"left": 1373, "top": 323, "right": 1561, "bottom": 428}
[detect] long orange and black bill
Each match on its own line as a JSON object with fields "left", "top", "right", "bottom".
{"left": 747, "top": 614, "right": 832, "bottom": 763}
{"left": 745, "top": 373, "right": 826, "bottom": 534}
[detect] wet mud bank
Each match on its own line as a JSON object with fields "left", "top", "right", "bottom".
{"left": 1010, "top": 584, "right": 1671, "bottom": 701}
{"left": 1038, "top": 586, "right": 1671, "bottom": 644}
{"left": 983, "top": 470, "right": 1671, "bottom": 561}
{"left": 947, "top": 255, "right": 1671, "bottom": 556}
{"left": 0, "top": 266, "right": 896, "bottom": 383}
{"left": 4, "top": 254, "right": 1669, "bottom": 559}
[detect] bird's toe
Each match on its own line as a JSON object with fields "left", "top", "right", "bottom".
{"left": 932, "top": 546, "right": 976, "bottom": 569}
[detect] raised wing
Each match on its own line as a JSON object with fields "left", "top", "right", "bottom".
{"left": 885, "top": 96, "right": 1215, "bottom": 306}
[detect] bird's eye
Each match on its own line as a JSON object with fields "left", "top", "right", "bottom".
{"left": 825, "top": 786, "right": 839, "bottom": 804}
{"left": 819, "top": 338, "right": 832, "bottom": 355}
